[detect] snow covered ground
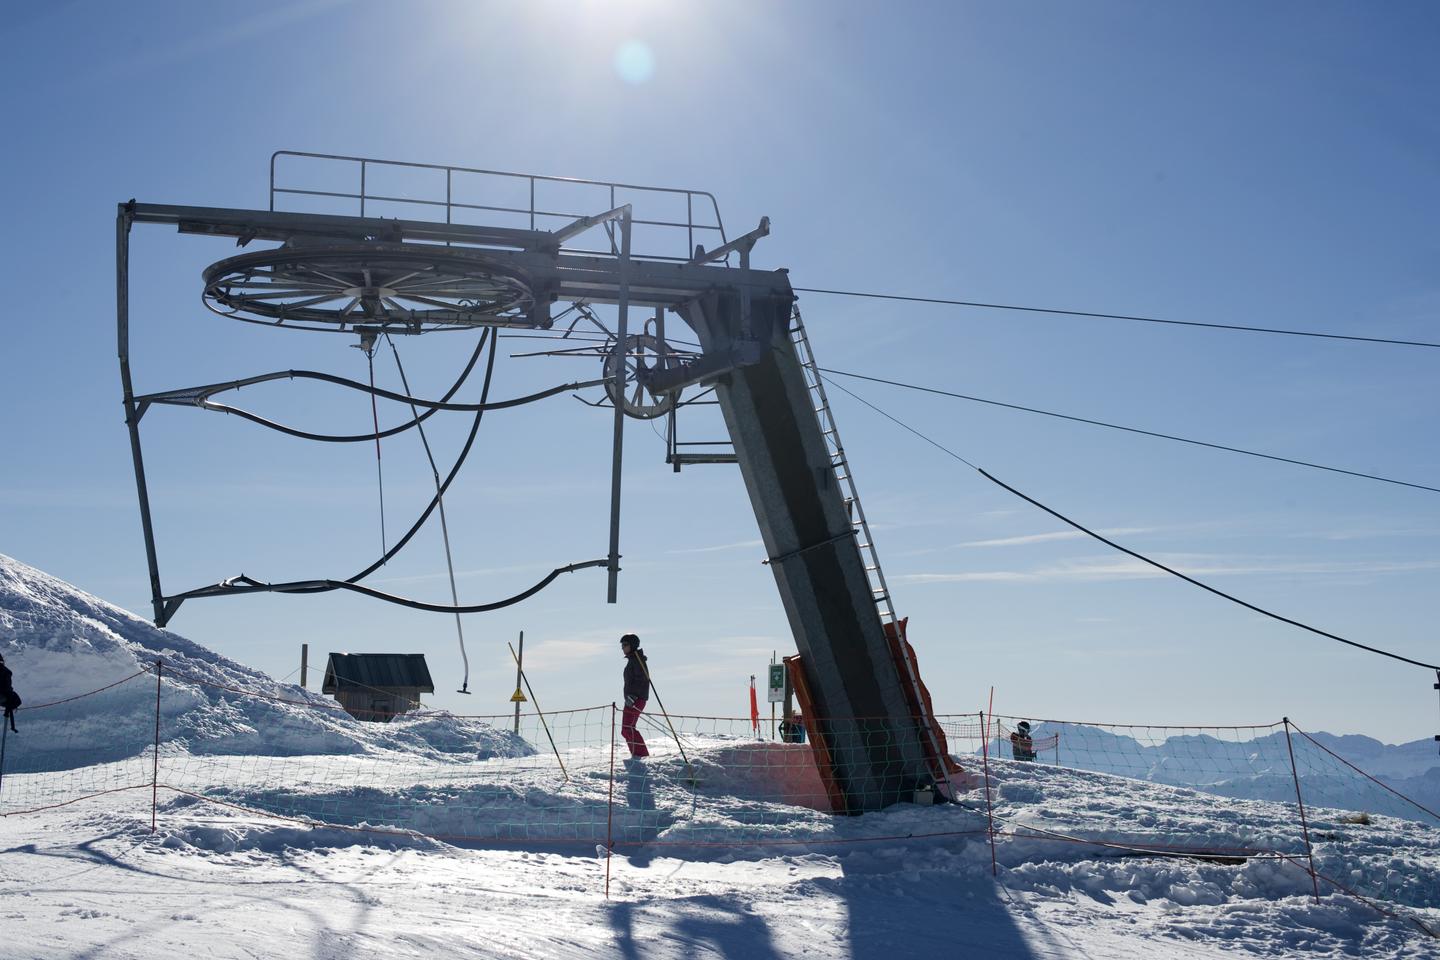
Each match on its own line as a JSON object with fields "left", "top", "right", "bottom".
{"left": 6, "top": 759, "right": 1438, "bottom": 959}
{"left": 3, "top": 552, "right": 1439, "bottom": 958}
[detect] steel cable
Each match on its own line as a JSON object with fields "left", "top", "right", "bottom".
{"left": 819, "top": 366, "right": 1440, "bottom": 496}
{"left": 823, "top": 375, "right": 1440, "bottom": 674}
{"left": 794, "top": 286, "right": 1440, "bottom": 350}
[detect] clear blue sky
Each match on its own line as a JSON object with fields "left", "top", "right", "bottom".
{"left": 2, "top": 1, "right": 1437, "bottom": 742}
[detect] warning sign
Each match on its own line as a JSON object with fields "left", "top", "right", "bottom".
{"left": 510, "top": 687, "right": 527, "bottom": 703}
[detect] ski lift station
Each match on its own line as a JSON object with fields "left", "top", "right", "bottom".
{"left": 116, "top": 152, "right": 958, "bottom": 813}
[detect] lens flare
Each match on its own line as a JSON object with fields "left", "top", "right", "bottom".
{"left": 614, "top": 40, "right": 655, "bottom": 85}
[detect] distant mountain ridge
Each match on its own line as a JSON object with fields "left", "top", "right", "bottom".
{"left": 981, "top": 720, "right": 1439, "bottom": 825}
{"left": 1304, "top": 730, "right": 1440, "bottom": 781}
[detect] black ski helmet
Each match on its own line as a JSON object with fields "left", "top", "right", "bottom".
{"left": 1017, "top": 720, "right": 1031, "bottom": 733}
{"left": 620, "top": 633, "right": 640, "bottom": 649}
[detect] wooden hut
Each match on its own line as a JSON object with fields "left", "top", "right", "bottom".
{"left": 321, "top": 653, "right": 434, "bottom": 722}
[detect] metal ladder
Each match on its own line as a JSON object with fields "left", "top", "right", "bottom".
{"left": 789, "top": 306, "right": 897, "bottom": 628}
{"left": 791, "top": 306, "right": 955, "bottom": 796}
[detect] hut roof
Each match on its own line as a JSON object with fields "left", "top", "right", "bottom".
{"left": 322, "top": 653, "right": 435, "bottom": 694}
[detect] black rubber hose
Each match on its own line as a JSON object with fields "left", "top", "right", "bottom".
{"left": 198, "top": 376, "right": 607, "bottom": 443}
{"left": 163, "top": 329, "right": 497, "bottom": 602}
{"left": 345, "top": 328, "right": 500, "bottom": 584}
{"left": 142, "top": 330, "right": 489, "bottom": 443}
{"left": 169, "top": 560, "right": 609, "bottom": 615}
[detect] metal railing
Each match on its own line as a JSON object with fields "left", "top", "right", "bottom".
{"left": 269, "top": 151, "right": 728, "bottom": 261}
{"left": 789, "top": 306, "right": 897, "bottom": 626}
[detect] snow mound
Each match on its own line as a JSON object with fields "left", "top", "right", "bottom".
{"left": 0, "top": 553, "right": 531, "bottom": 771}
{"left": 155, "top": 798, "right": 443, "bottom": 855}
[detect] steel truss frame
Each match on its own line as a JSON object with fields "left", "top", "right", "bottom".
{"left": 118, "top": 153, "right": 950, "bottom": 814}
{"left": 118, "top": 171, "right": 784, "bottom": 628}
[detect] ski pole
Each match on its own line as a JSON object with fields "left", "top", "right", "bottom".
{"left": 637, "top": 658, "right": 695, "bottom": 784}
{"left": 639, "top": 713, "right": 698, "bottom": 751}
{"left": 508, "top": 641, "right": 568, "bottom": 783}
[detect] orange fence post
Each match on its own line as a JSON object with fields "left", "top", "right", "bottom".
{"left": 151, "top": 659, "right": 163, "bottom": 833}
{"left": 980, "top": 701, "right": 998, "bottom": 877}
{"left": 605, "top": 701, "right": 616, "bottom": 900}
{"left": 1283, "top": 717, "right": 1321, "bottom": 903}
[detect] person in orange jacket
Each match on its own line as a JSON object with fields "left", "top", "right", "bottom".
{"left": 1010, "top": 720, "right": 1037, "bottom": 762}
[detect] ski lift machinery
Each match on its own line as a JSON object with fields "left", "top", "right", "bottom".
{"left": 116, "top": 151, "right": 954, "bottom": 812}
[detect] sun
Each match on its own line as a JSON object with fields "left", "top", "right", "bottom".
{"left": 614, "top": 39, "right": 655, "bottom": 85}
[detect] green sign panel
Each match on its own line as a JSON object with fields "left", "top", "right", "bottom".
{"left": 767, "top": 663, "right": 786, "bottom": 703}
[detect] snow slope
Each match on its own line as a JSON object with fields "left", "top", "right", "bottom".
{"left": 2, "top": 552, "right": 1439, "bottom": 958}
{"left": 0, "top": 553, "right": 533, "bottom": 770}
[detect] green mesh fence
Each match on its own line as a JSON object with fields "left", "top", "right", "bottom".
{"left": 0, "top": 670, "right": 157, "bottom": 816}
{"left": 2, "top": 663, "right": 1437, "bottom": 937}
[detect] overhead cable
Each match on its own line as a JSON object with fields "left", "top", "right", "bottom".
{"left": 344, "top": 331, "right": 499, "bottom": 585}
{"left": 819, "top": 367, "right": 1440, "bottom": 496}
{"left": 794, "top": 287, "right": 1440, "bottom": 350}
{"left": 162, "top": 330, "right": 499, "bottom": 609}
{"left": 363, "top": 343, "right": 387, "bottom": 555}
{"left": 162, "top": 330, "right": 611, "bottom": 617}
{"left": 386, "top": 333, "right": 471, "bottom": 692}
{"left": 821, "top": 376, "right": 1440, "bottom": 674}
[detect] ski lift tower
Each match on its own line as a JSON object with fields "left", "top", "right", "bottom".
{"left": 117, "top": 152, "right": 952, "bottom": 812}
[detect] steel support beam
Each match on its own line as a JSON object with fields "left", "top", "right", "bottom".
{"left": 677, "top": 289, "right": 936, "bottom": 813}
{"left": 125, "top": 203, "right": 793, "bottom": 311}
{"left": 606, "top": 208, "right": 633, "bottom": 603}
{"left": 116, "top": 203, "right": 168, "bottom": 626}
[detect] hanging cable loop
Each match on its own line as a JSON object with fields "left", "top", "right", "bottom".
{"left": 386, "top": 332, "right": 470, "bottom": 693}
{"left": 158, "top": 327, "right": 610, "bottom": 619}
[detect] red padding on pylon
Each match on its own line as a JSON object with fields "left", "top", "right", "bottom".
{"left": 783, "top": 654, "right": 849, "bottom": 814}
{"left": 884, "top": 617, "right": 963, "bottom": 777}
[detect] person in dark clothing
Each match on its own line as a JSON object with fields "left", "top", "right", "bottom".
{"left": 1010, "top": 720, "right": 1036, "bottom": 762}
{"left": 0, "top": 653, "right": 18, "bottom": 733}
{"left": 619, "top": 634, "right": 649, "bottom": 759}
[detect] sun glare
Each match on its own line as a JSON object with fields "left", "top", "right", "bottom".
{"left": 614, "top": 39, "right": 655, "bottom": 84}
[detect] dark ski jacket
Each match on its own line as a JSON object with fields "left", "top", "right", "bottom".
{"left": 0, "top": 661, "right": 16, "bottom": 711}
{"left": 623, "top": 649, "right": 649, "bottom": 704}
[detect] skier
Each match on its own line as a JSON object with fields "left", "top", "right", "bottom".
{"left": 1010, "top": 720, "right": 1037, "bottom": 762}
{"left": 0, "top": 653, "right": 18, "bottom": 734}
{"left": 619, "top": 633, "right": 649, "bottom": 760}
{"left": 780, "top": 709, "right": 806, "bottom": 744}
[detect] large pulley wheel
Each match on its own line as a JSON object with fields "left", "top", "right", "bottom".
{"left": 202, "top": 242, "right": 541, "bottom": 333}
{"left": 604, "top": 333, "right": 681, "bottom": 420}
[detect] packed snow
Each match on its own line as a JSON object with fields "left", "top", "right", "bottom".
{"left": 2, "top": 552, "right": 1438, "bottom": 958}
